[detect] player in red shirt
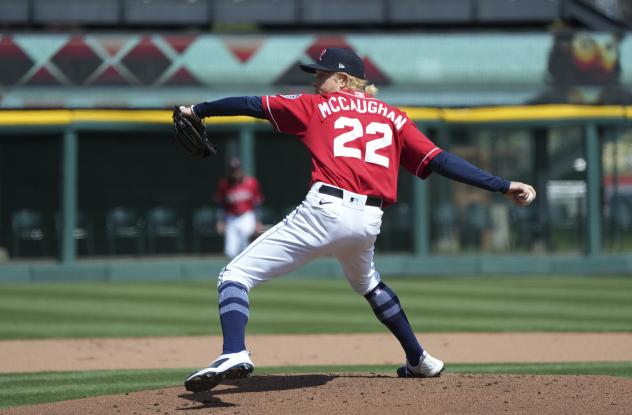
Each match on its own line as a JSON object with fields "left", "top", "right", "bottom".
{"left": 214, "top": 157, "right": 264, "bottom": 259}
{"left": 181, "top": 48, "right": 536, "bottom": 392}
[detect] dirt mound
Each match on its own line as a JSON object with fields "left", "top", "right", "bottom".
{"left": 5, "top": 373, "right": 632, "bottom": 415}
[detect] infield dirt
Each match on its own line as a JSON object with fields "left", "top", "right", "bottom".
{"left": 2, "top": 333, "right": 632, "bottom": 414}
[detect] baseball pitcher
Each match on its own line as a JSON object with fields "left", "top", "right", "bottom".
{"left": 178, "top": 48, "right": 536, "bottom": 392}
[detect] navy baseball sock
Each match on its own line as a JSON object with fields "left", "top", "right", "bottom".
{"left": 365, "top": 282, "right": 424, "bottom": 366}
{"left": 218, "top": 281, "right": 249, "bottom": 354}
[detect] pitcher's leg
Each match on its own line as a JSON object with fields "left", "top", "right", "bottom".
{"left": 217, "top": 204, "right": 331, "bottom": 352}
{"left": 334, "top": 244, "right": 381, "bottom": 295}
{"left": 336, "top": 241, "right": 441, "bottom": 376}
{"left": 185, "top": 217, "right": 316, "bottom": 392}
{"left": 220, "top": 209, "right": 325, "bottom": 290}
{"left": 364, "top": 282, "right": 423, "bottom": 365}
{"left": 186, "top": 201, "right": 335, "bottom": 392}
{"left": 218, "top": 281, "right": 249, "bottom": 354}
{"left": 184, "top": 278, "right": 254, "bottom": 392}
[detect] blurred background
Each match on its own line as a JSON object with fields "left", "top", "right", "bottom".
{"left": 1, "top": 0, "right": 631, "bottom": 279}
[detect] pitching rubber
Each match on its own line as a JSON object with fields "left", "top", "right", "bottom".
{"left": 184, "top": 362, "right": 255, "bottom": 392}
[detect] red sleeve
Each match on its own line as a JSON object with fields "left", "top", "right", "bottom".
{"left": 400, "top": 122, "right": 443, "bottom": 179}
{"left": 261, "top": 94, "right": 315, "bottom": 136}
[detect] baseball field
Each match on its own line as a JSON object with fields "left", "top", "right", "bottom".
{"left": 1, "top": 276, "right": 631, "bottom": 414}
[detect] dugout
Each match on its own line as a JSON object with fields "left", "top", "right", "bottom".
{"left": 0, "top": 106, "right": 631, "bottom": 280}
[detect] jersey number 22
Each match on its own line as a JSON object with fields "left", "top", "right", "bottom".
{"left": 333, "top": 116, "right": 392, "bottom": 168}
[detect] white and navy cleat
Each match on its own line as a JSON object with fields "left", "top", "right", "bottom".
{"left": 184, "top": 350, "right": 254, "bottom": 392}
{"left": 396, "top": 350, "right": 445, "bottom": 378}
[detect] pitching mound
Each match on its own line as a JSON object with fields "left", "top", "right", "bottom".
{"left": 5, "top": 373, "right": 632, "bottom": 415}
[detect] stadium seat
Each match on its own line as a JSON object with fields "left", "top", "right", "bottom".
{"left": 145, "top": 206, "right": 185, "bottom": 253}
{"left": 54, "top": 211, "right": 95, "bottom": 255}
{"left": 105, "top": 207, "right": 144, "bottom": 255}
{"left": 192, "top": 206, "right": 217, "bottom": 253}
{"left": 11, "top": 209, "right": 48, "bottom": 257}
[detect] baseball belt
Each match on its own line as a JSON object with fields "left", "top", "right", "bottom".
{"left": 318, "top": 184, "right": 383, "bottom": 208}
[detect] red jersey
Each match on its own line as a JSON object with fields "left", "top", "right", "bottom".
{"left": 262, "top": 90, "right": 442, "bottom": 204}
{"left": 214, "top": 176, "right": 263, "bottom": 216}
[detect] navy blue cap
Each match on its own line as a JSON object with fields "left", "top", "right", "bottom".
{"left": 300, "top": 48, "right": 366, "bottom": 79}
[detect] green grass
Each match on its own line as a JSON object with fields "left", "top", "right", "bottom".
{"left": 0, "top": 369, "right": 184, "bottom": 409}
{"left": 2, "top": 362, "right": 632, "bottom": 409}
{"left": 2, "top": 276, "right": 630, "bottom": 409}
{"left": 1, "top": 276, "right": 631, "bottom": 339}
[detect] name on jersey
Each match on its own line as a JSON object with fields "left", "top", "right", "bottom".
{"left": 318, "top": 96, "right": 407, "bottom": 130}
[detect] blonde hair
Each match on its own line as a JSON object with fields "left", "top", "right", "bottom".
{"left": 339, "top": 73, "right": 378, "bottom": 97}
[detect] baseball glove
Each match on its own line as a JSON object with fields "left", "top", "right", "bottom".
{"left": 172, "top": 106, "right": 217, "bottom": 158}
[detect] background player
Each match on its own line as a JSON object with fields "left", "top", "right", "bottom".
{"left": 214, "top": 157, "right": 264, "bottom": 259}
{"left": 181, "top": 47, "right": 536, "bottom": 392}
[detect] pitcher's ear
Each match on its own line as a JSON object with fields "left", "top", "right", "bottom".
{"left": 337, "top": 73, "right": 349, "bottom": 87}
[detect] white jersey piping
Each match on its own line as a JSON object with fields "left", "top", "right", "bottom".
{"left": 265, "top": 96, "right": 280, "bottom": 131}
{"left": 415, "top": 147, "right": 440, "bottom": 176}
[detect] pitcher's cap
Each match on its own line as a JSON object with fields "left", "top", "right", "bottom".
{"left": 300, "top": 48, "right": 366, "bottom": 79}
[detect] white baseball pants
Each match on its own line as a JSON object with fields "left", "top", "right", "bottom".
{"left": 224, "top": 210, "right": 257, "bottom": 259}
{"left": 219, "top": 182, "right": 383, "bottom": 295}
